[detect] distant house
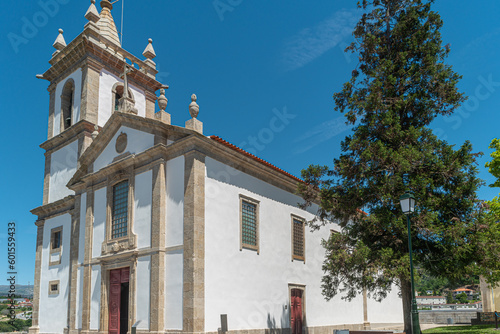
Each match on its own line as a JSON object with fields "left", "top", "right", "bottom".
{"left": 453, "top": 288, "right": 475, "bottom": 300}
{"left": 415, "top": 296, "right": 446, "bottom": 305}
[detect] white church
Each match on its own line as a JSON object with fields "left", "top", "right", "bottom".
{"left": 30, "top": 1, "right": 403, "bottom": 334}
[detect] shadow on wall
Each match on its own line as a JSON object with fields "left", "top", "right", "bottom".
{"left": 266, "top": 304, "right": 296, "bottom": 334}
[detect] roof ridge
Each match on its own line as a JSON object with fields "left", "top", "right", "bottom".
{"left": 209, "top": 135, "right": 303, "bottom": 183}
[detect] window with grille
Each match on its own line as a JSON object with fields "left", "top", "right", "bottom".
{"left": 112, "top": 180, "right": 129, "bottom": 239}
{"left": 241, "top": 197, "right": 259, "bottom": 251}
{"left": 49, "top": 280, "right": 60, "bottom": 295}
{"left": 292, "top": 217, "right": 305, "bottom": 261}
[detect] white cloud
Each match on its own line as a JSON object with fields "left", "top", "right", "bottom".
{"left": 293, "top": 116, "right": 355, "bottom": 154}
{"left": 282, "top": 9, "right": 358, "bottom": 72}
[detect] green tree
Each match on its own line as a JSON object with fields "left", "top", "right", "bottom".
{"left": 456, "top": 292, "right": 468, "bottom": 304}
{"left": 0, "top": 322, "right": 15, "bottom": 333}
{"left": 298, "top": 1, "right": 500, "bottom": 333}
{"left": 446, "top": 291, "right": 453, "bottom": 304}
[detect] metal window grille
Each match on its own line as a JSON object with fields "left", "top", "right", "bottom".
{"left": 242, "top": 200, "right": 257, "bottom": 246}
{"left": 51, "top": 284, "right": 58, "bottom": 292}
{"left": 112, "top": 180, "right": 129, "bottom": 239}
{"left": 293, "top": 219, "right": 304, "bottom": 259}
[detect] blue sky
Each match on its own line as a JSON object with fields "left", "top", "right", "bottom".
{"left": 1, "top": 0, "right": 500, "bottom": 285}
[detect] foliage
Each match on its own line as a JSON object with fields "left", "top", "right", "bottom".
{"left": 455, "top": 292, "right": 468, "bottom": 304}
{"left": 298, "top": 0, "right": 500, "bottom": 333}
{"left": 446, "top": 291, "right": 453, "bottom": 304}
{"left": 422, "top": 325, "right": 498, "bottom": 334}
{"left": 0, "top": 322, "right": 15, "bottom": 333}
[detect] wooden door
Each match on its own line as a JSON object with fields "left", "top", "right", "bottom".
{"left": 109, "top": 268, "right": 129, "bottom": 334}
{"left": 291, "top": 289, "right": 303, "bottom": 334}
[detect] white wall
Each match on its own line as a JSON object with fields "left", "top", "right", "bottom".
{"left": 49, "top": 139, "right": 79, "bottom": 203}
{"left": 134, "top": 170, "right": 152, "bottom": 249}
{"left": 39, "top": 214, "right": 71, "bottom": 333}
{"left": 93, "top": 125, "right": 154, "bottom": 172}
{"left": 367, "top": 289, "right": 403, "bottom": 323}
{"left": 164, "top": 249, "right": 183, "bottom": 330}
{"left": 98, "top": 69, "right": 146, "bottom": 127}
{"left": 93, "top": 188, "right": 106, "bottom": 259}
{"left": 90, "top": 265, "right": 101, "bottom": 330}
{"left": 166, "top": 156, "right": 184, "bottom": 247}
{"left": 204, "top": 158, "right": 402, "bottom": 331}
{"left": 53, "top": 68, "right": 83, "bottom": 135}
{"left": 136, "top": 256, "right": 151, "bottom": 330}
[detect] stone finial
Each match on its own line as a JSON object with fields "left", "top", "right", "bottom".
{"left": 189, "top": 94, "right": 199, "bottom": 119}
{"left": 155, "top": 85, "right": 171, "bottom": 125}
{"left": 85, "top": 0, "right": 100, "bottom": 23}
{"left": 53, "top": 29, "right": 67, "bottom": 51}
{"left": 92, "top": 124, "right": 99, "bottom": 140}
{"left": 186, "top": 94, "right": 202, "bottom": 134}
{"left": 158, "top": 87, "right": 168, "bottom": 112}
{"left": 143, "top": 38, "right": 156, "bottom": 60}
{"left": 100, "top": 0, "right": 113, "bottom": 10}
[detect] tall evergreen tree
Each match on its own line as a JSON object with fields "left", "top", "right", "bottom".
{"left": 299, "top": 1, "right": 500, "bottom": 332}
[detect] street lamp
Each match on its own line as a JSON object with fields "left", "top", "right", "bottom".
{"left": 400, "top": 192, "right": 421, "bottom": 334}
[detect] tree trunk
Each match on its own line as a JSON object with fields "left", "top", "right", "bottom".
{"left": 401, "top": 278, "right": 413, "bottom": 334}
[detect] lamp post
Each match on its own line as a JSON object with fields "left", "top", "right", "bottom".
{"left": 400, "top": 192, "right": 421, "bottom": 334}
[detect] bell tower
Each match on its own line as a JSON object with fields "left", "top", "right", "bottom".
{"left": 30, "top": 3, "right": 167, "bottom": 334}
{"left": 36, "top": 0, "right": 166, "bottom": 205}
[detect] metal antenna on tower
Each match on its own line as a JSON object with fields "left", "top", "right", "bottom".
{"left": 111, "top": 0, "right": 124, "bottom": 45}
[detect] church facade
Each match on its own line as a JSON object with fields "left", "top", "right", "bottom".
{"left": 30, "top": 2, "right": 403, "bottom": 334}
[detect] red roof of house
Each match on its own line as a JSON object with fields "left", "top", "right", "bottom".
{"left": 209, "top": 136, "right": 303, "bottom": 183}
{"left": 453, "top": 288, "right": 473, "bottom": 292}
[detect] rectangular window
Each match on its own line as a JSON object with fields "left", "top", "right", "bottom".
{"left": 51, "top": 228, "right": 62, "bottom": 251}
{"left": 49, "top": 226, "right": 63, "bottom": 266}
{"left": 292, "top": 216, "right": 305, "bottom": 261}
{"left": 48, "top": 280, "right": 60, "bottom": 295}
{"left": 240, "top": 195, "right": 259, "bottom": 252}
{"left": 112, "top": 180, "right": 129, "bottom": 239}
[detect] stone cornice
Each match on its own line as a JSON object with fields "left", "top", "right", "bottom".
{"left": 69, "top": 129, "right": 301, "bottom": 196}
{"left": 40, "top": 120, "right": 96, "bottom": 153}
{"left": 41, "top": 25, "right": 162, "bottom": 94}
{"left": 31, "top": 195, "right": 75, "bottom": 220}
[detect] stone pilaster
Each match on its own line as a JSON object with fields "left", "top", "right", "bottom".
{"left": 43, "top": 153, "right": 51, "bottom": 205}
{"left": 68, "top": 195, "right": 81, "bottom": 331}
{"left": 363, "top": 288, "right": 370, "bottom": 330}
{"left": 80, "top": 59, "right": 102, "bottom": 125}
{"left": 47, "top": 84, "right": 56, "bottom": 140}
{"left": 150, "top": 162, "right": 166, "bottom": 332}
{"left": 29, "top": 222, "right": 44, "bottom": 334}
{"left": 81, "top": 189, "right": 94, "bottom": 333}
{"left": 145, "top": 90, "right": 157, "bottom": 120}
{"left": 183, "top": 150, "right": 205, "bottom": 333}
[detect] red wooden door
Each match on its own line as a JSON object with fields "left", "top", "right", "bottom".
{"left": 291, "top": 289, "right": 303, "bottom": 334}
{"left": 109, "top": 268, "right": 129, "bottom": 334}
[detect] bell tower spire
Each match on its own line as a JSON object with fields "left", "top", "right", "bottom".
{"left": 97, "top": 0, "right": 121, "bottom": 47}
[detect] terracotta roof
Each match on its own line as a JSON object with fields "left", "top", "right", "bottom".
{"left": 453, "top": 288, "right": 473, "bottom": 292}
{"left": 416, "top": 296, "right": 445, "bottom": 299}
{"left": 209, "top": 136, "right": 303, "bottom": 183}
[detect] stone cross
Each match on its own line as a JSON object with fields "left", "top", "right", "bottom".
{"left": 120, "top": 64, "right": 134, "bottom": 99}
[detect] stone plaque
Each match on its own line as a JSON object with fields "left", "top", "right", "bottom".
{"left": 115, "top": 132, "right": 127, "bottom": 154}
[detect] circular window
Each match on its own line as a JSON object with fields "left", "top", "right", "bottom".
{"left": 115, "top": 132, "right": 127, "bottom": 154}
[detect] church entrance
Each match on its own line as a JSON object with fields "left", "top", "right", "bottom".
{"left": 109, "top": 267, "right": 130, "bottom": 334}
{"left": 290, "top": 288, "right": 303, "bottom": 334}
